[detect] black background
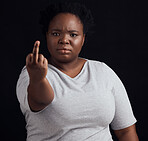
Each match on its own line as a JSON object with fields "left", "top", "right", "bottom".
{"left": 1, "top": 0, "right": 147, "bottom": 140}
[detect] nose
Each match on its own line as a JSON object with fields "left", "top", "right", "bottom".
{"left": 58, "top": 34, "right": 70, "bottom": 44}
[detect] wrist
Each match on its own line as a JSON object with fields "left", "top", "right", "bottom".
{"left": 29, "top": 77, "right": 47, "bottom": 85}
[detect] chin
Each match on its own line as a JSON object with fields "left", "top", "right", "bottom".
{"left": 55, "top": 55, "right": 78, "bottom": 64}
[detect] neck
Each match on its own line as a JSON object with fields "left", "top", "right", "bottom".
{"left": 48, "top": 57, "right": 80, "bottom": 72}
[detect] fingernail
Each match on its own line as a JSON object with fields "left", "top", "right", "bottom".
{"left": 35, "top": 42, "right": 38, "bottom": 47}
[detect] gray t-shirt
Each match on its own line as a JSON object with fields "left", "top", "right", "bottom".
{"left": 16, "top": 59, "right": 137, "bottom": 141}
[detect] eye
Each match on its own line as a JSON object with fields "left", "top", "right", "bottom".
{"left": 70, "top": 33, "right": 78, "bottom": 37}
{"left": 51, "top": 32, "right": 60, "bottom": 36}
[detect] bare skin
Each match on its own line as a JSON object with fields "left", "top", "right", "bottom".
{"left": 114, "top": 124, "right": 139, "bottom": 141}
{"left": 46, "top": 13, "right": 86, "bottom": 78}
{"left": 26, "top": 13, "right": 86, "bottom": 111}
{"left": 26, "top": 41, "right": 54, "bottom": 112}
{"left": 26, "top": 13, "right": 139, "bottom": 140}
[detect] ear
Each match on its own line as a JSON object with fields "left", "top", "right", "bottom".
{"left": 82, "top": 34, "right": 85, "bottom": 46}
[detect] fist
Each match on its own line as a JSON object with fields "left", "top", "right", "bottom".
{"left": 26, "top": 41, "right": 48, "bottom": 83}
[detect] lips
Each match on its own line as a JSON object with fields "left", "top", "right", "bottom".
{"left": 57, "top": 46, "right": 72, "bottom": 54}
{"left": 57, "top": 46, "right": 71, "bottom": 51}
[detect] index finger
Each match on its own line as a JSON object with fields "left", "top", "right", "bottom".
{"left": 32, "top": 40, "right": 40, "bottom": 63}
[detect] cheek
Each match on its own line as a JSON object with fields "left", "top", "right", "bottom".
{"left": 47, "top": 38, "right": 58, "bottom": 51}
{"left": 72, "top": 38, "right": 84, "bottom": 50}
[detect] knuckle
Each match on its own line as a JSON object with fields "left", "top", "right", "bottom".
{"left": 26, "top": 53, "right": 33, "bottom": 62}
{"left": 39, "top": 54, "right": 44, "bottom": 58}
{"left": 43, "top": 59, "right": 48, "bottom": 67}
{"left": 26, "top": 53, "right": 32, "bottom": 58}
{"left": 44, "top": 58, "right": 48, "bottom": 63}
{"left": 38, "top": 54, "right": 44, "bottom": 62}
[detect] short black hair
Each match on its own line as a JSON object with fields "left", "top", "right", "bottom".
{"left": 39, "top": 2, "right": 94, "bottom": 37}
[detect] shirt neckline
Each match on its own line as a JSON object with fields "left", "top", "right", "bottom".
{"left": 48, "top": 59, "right": 88, "bottom": 80}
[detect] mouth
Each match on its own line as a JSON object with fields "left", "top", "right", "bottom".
{"left": 57, "top": 47, "right": 72, "bottom": 54}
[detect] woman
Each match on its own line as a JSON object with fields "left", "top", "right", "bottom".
{"left": 16, "top": 2, "right": 139, "bottom": 141}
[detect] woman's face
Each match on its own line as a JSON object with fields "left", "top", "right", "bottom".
{"left": 46, "top": 13, "right": 85, "bottom": 63}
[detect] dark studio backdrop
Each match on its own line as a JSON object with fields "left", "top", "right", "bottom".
{"left": 1, "top": 0, "right": 147, "bottom": 140}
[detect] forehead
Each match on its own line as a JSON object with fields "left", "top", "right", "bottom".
{"left": 48, "top": 13, "right": 83, "bottom": 31}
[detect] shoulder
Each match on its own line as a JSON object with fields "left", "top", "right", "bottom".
{"left": 16, "top": 66, "right": 29, "bottom": 92}
{"left": 87, "top": 59, "right": 120, "bottom": 83}
{"left": 87, "top": 59, "right": 112, "bottom": 72}
{"left": 17, "top": 66, "right": 29, "bottom": 83}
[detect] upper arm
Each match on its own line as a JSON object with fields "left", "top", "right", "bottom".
{"left": 114, "top": 124, "right": 139, "bottom": 141}
{"left": 16, "top": 67, "right": 30, "bottom": 112}
{"left": 102, "top": 63, "right": 138, "bottom": 140}
{"left": 17, "top": 67, "right": 54, "bottom": 113}
{"left": 102, "top": 63, "right": 137, "bottom": 130}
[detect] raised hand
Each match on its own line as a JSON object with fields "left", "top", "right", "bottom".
{"left": 26, "top": 41, "right": 48, "bottom": 83}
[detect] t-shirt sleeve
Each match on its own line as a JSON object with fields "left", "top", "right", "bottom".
{"left": 102, "top": 63, "right": 137, "bottom": 130}
{"left": 16, "top": 66, "right": 30, "bottom": 113}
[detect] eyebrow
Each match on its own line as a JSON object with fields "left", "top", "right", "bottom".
{"left": 51, "top": 29, "right": 79, "bottom": 33}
